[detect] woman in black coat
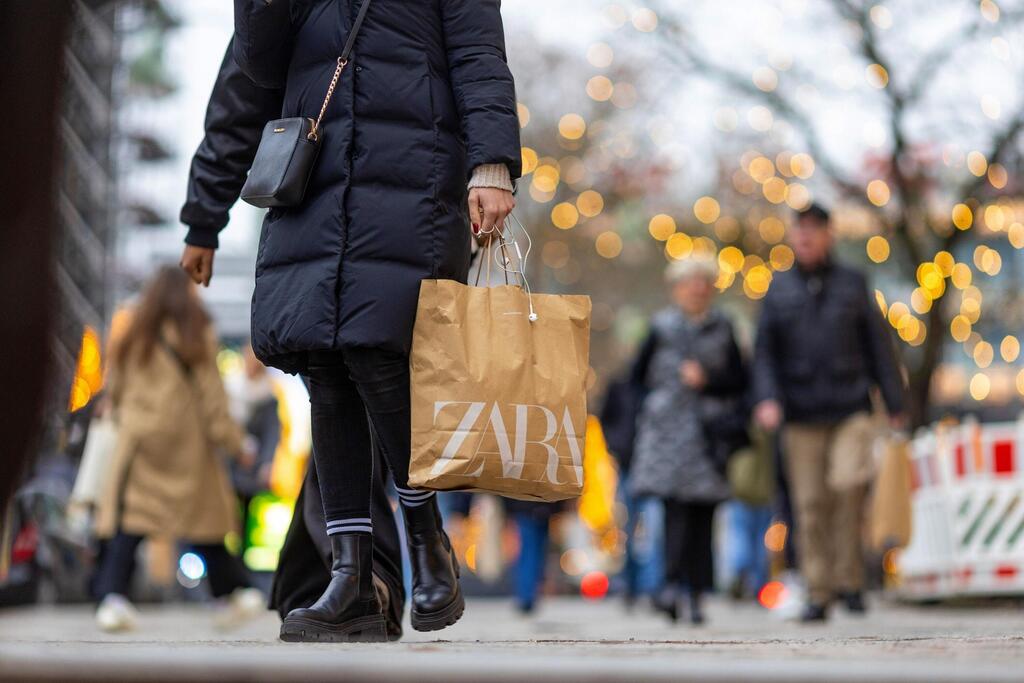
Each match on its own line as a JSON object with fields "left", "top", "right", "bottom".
{"left": 182, "top": 0, "right": 521, "bottom": 642}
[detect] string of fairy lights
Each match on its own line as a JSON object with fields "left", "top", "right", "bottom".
{"left": 513, "top": 1, "right": 1020, "bottom": 404}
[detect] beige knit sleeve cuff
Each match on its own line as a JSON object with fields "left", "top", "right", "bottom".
{"left": 468, "top": 164, "right": 514, "bottom": 192}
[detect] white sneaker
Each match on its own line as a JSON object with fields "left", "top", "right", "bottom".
{"left": 214, "top": 587, "right": 266, "bottom": 630}
{"left": 96, "top": 594, "right": 138, "bottom": 633}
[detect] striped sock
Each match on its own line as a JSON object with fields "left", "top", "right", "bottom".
{"left": 395, "top": 485, "right": 436, "bottom": 509}
{"left": 325, "top": 517, "right": 373, "bottom": 536}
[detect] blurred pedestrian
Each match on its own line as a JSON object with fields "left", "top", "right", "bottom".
{"left": 507, "top": 500, "right": 558, "bottom": 614}
{"left": 182, "top": 0, "right": 522, "bottom": 641}
{"left": 752, "top": 203, "right": 905, "bottom": 622}
{"left": 722, "top": 427, "right": 775, "bottom": 602}
{"left": 227, "top": 344, "right": 282, "bottom": 551}
{"left": 93, "top": 267, "right": 262, "bottom": 632}
{"left": 179, "top": 39, "right": 407, "bottom": 641}
{"left": 630, "top": 258, "right": 749, "bottom": 625}
{"left": 601, "top": 373, "right": 663, "bottom": 605}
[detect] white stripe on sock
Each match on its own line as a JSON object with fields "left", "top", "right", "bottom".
{"left": 327, "top": 525, "right": 373, "bottom": 535}
{"left": 395, "top": 486, "right": 429, "bottom": 495}
{"left": 400, "top": 497, "right": 434, "bottom": 508}
{"left": 397, "top": 489, "right": 434, "bottom": 499}
{"left": 399, "top": 495, "right": 435, "bottom": 505}
{"left": 326, "top": 518, "right": 371, "bottom": 527}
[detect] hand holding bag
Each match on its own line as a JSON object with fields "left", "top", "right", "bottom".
{"left": 408, "top": 218, "right": 592, "bottom": 502}
{"left": 240, "top": 0, "right": 373, "bottom": 208}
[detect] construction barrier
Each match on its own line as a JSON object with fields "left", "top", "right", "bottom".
{"left": 897, "top": 418, "right": 1024, "bottom": 600}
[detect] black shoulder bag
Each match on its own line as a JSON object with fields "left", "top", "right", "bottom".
{"left": 240, "top": 0, "right": 373, "bottom": 208}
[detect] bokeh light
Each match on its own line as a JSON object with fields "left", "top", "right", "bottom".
{"left": 693, "top": 196, "right": 721, "bottom": 224}
{"left": 970, "top": 373, "right": 991, "bottom": 401}
{"left": 866, "top": 236, "right": 890, "bottom": 263}
{"left": 595, "top": 231, "right": 623, "bottom": 259}
{"left": 758, "top": 581, "right": 788, "bottom": 610}
{"left": 558, "top": 113, "right": 587, "bottom": 140}
{"left": 576, "top": 190, "right": 604, "bottom": 217}
{"left": 551, "top": 202, "right": 579, "bottom": 230}
{"left": 580, "top": 571, "right": 610, "bottom": 600}
{"left": 648, "top": 214, "right": 676, "bottom": 241}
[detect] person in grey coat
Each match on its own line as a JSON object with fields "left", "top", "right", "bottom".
{"left": 630, "top": 257, "right": 749, "bottom": 624}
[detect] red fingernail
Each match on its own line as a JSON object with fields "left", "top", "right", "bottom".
{"left": 472, "top": 224, "right": 479, "bottom": 233}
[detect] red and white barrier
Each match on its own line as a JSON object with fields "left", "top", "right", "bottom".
{"left": 897, "top": 418, "right": 1024, "bottom": 599}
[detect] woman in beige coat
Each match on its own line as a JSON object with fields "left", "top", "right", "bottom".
{"left": 93, "top": 266, "right": 261, "bottom": 631}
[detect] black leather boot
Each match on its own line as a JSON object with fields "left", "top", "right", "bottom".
{"left": 280, "top": 534, "right": 388, "bottom": 643}
{"left": 838, "top": 590, "right": 867, "bottom": 614}
{"left": 403, "top": 498, "right": 464, "bottom": 632}
{"left": 799, "top": 602, "right": 829, "bottom": 623}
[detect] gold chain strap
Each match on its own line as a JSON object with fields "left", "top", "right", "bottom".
{"left": 308, "top": 57, "right": 348, "bottom": 142}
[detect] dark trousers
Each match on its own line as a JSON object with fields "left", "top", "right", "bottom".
{"left": 95, "top": 532, "right": 251, "bottom": 600}
{"left": 269, "top": 449, "right": 405, "bottom": 625}
{"left": 304, "top": 348, "right": 412, "bottom": 523}
{"left": 663, "top": 500, "right": 718, "bottom": 594}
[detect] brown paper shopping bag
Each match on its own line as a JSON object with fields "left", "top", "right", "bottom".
{"left": 408, "top": 230, "right": 591, "bottom": 502}
{"left": 869, "top": 435, "right": 913, "bottom": 551}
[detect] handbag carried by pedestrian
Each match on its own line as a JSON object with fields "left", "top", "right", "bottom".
{"left": 67, "top": 415, "right": 119, "bottom": 537}
{"left": 240, "top": 0, "right": 373, "bottom": 208}
{"left": 408, "top": 218, "right": 592, "bottom": 502}
{"left": 869, "top": 433, "right": 913, "bottom": 551}
{"left": 727, "top": 426, "right": 775, "bottom": 506}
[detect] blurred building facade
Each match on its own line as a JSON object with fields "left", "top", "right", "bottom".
{"left": 56, "top": 0, "right": 121, "bottom": 399}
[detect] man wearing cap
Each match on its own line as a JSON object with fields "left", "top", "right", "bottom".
{"left": 753, "top": 203, "right": 906, "bottom": 622}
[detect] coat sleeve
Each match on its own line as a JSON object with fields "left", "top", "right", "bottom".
{"left": 440, "top": 0, "right": 522, "bottom": 181}
{"left": 180, "top": 39, "right": 284, "bottom": 249}
{"left": 703, "top": 322, "right": 748, "bottom": 397}
{"left": 629, "top": 329, "right": 658, "bottom": 392}
{"left": 752, "top": 291, "right": 782, "bottom": 405}
{"left": 194, "top": 329, "right": 245, "bottom": 458}
{"left": 858, "top": 276, "right": 906, "bottom": 416}
{"left": 232, "top": 0, "right": 299, "bottom": 89}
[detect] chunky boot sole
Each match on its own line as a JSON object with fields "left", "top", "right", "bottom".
{"left": 410, "top": 587, "right": 465, "bottom": 632}
{"left": 279, "top": 614, "right": 389, "bottom": 643}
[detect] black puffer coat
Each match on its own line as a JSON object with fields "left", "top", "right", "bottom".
{"left": 233, "top": 0, "right": 521, "bottom": 373}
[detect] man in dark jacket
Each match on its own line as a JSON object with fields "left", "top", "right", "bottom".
{"left": 178, "top": 41, "right": 405, "bottom": 639}
{"left": 753, "top": 203, "right": 905, "bottom": 622}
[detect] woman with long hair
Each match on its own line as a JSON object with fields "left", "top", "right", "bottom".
{"left": 93, "top": 266, "right": 260, "bottom": 631}
{"left": 180, "top": 0, "right": 521, "bottom": 642}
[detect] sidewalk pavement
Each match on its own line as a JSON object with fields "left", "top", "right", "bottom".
{"left": 1, "top": 595, "right": 1022, "bottom": 682}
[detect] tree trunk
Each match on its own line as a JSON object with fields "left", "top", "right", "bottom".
{"left": 907, "top": 301, "right": 948, "bottom": 429}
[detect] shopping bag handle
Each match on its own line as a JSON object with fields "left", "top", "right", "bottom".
{"left": 473, "top": 213, "right": 538, "bottom": 322}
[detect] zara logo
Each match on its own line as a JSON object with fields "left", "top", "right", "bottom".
{"left": 431, "top": 401, "right": 584, "bottom": 485}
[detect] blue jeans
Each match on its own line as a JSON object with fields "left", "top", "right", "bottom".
{"left": 723, "top": 501, "right": 773, "bottom": 593}
{"left": 513, "top": 514, "right": 549, "bottom": 609}
{"left": 619, "top": 489, "right": 664, "bottom": 598}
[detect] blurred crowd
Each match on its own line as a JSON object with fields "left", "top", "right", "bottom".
{"left": 600, "top": 201, "right": 904, "bottom": 624}
{"left": 1, "top": 198, "right": 907, "bottom": 633}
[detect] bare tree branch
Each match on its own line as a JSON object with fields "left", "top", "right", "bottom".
{"left": 648, "top": 4, "right": 866, "bottom": 200}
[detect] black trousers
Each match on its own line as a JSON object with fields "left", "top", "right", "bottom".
{"left": 304, "top": 348, "right": 413, "bottom": 524}
{"left": 663, "top": 500, "right": 718, "bottom": 594}
{"left": 269, "top": 450, "right": 405, "bottom": 625}
{"left": 94, "top": 532, "right": 251, "bottom": 600}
